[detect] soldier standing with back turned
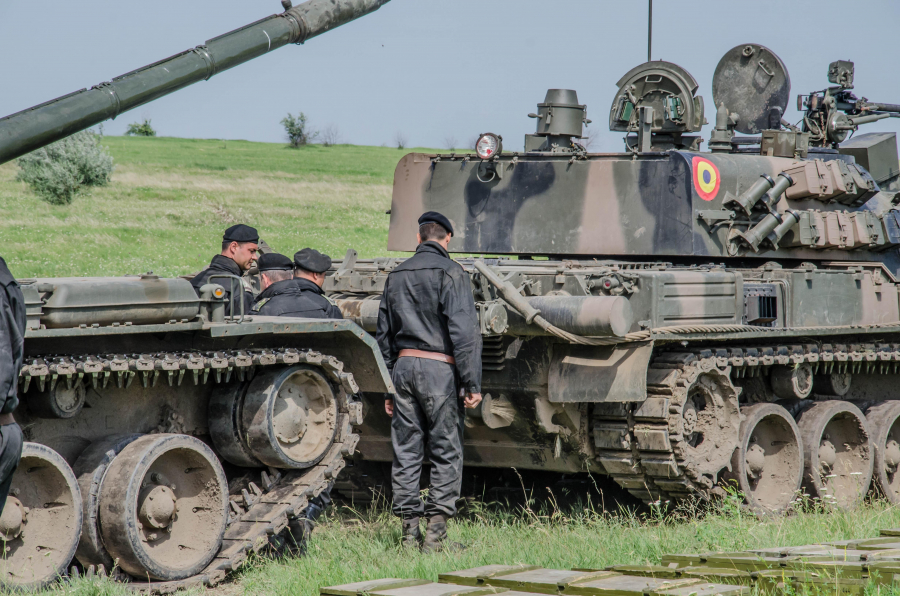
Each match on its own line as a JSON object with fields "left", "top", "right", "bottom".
{"left": 0, "top": 257, "right": 25, "bottom": 516}
{"left": 376, "top": 211, "right": 482, "bottom": 552}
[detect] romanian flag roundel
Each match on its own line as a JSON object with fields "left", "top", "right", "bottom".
{"left": 692, "top": 156, "right": 720, "bottom": 201}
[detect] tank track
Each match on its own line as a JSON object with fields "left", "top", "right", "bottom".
{"left": 18, "top": 348, "right": 361, "bottom": 594}
{"left": 594, "top": 340, "right": 900, "bottom": 505}
{"left": 19, "top": 348, "right": 360, "bottom": 396}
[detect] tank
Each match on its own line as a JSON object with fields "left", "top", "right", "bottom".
{"left": 331, "top": 45, "right": 900, "bottom": 517}
{"left": 0, "top": 0, "right": 392, "bottom": 590}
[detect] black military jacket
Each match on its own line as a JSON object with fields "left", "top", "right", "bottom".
{"left": 251, "top": 278, "right": 343, "bottom": 319}
{"left": 190, "top": 255, "right": 253, "bottom": 317}
{"left": 0, "top": 258, "right": 25, "bottom": 414}
{"left": 376, "top": 241, "right": 482, "bottom": 394}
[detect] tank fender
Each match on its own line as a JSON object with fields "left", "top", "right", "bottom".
{"left": 207, "top": 318, "right": 393, "bottom": 394}
{"left": 548, "top": 342, "right": 653, "bottom": 403}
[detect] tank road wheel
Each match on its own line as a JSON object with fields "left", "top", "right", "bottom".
{"left": 72, "top": 434, "right": 143, "bottom": 569}
{"left": 771, "top": 363, "right": 814, "bottom": 399}
{"left": 668, "top": 367, "right": 742, "bottom": 490}
{"left": 0, "top": 443, "right": 83, "bottom": 590}
{"left": 242, "top": 365, "right": 339, "bottom": 469}
{"left": 98, "top": 434, "right": 228, "bottom": 581}
{"left": 814, "top": 371, "right": 852, "bottom": 398}
{"left": 209, "top": 381, "right": 262, "bottom": 468}
{"left": 865, "top": 401, "right": 900, "bottom": 504}
{"left": 727, "top": 404, "right": 803, "bottom": 515}
{"left": 796, "top": 401, "right": 873, "bottom": 509}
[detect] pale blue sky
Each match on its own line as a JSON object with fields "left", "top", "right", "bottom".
{"left": 2, "top": 0, "right": 899, "bottom": 152}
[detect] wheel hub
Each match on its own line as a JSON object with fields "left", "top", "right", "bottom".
{"left": 682, "top": 400, "right": 699, "bottom": 438}
{"left": 139, "top": 485, "right": 177, "bottom": 531}
{"left": 886, "top": 439, "right": 900, "bottom": 470}
{"left": 819, "top": 438, "right": 837, "bottom": 472}
{"left": 0, "top": 496, "right": 25, "bottom": 541}
{"left": 746, "top": 442, "right": 766, "bottom": 479}
{"left": 273, "top": 389, "right": 308, "bottom": 444}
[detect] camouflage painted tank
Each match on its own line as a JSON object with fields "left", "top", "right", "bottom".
{"left": 0, "top": 0, "right": 392, "bottom": 590}
{"left": 331, "top": 45, "right": 900, "bottom": 516}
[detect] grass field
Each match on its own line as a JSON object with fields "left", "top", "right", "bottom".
{"left": 0, "top": 136, "right": 423, "bottom": 278}
{"left": 26, "top": 496, "right": 900, "bottom": 596}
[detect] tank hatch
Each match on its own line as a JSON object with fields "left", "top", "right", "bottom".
{"left": 712, "top": 44, "right": 791, "bottom": 135}
{"left": 609, "top": 61, "right": 705, "bottom": 152}
{"left": 524, "top": 89, "right": 591, "bottom": 154}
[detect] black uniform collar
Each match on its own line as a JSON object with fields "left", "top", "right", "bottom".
{"left": 209, "top": 254, "right": 243, "bottom": 276}
{"left": 416, "top": 241, "right": 450, "bottom": 259}
{"left": 258, "top": 277, "right": 324, "bottom": 299}
{"left": 0, "top": 257, "right": 14, "bottom": 287}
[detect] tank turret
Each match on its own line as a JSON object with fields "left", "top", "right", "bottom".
{"left": 0, "top": 0, "right": 390, "bottom": 165}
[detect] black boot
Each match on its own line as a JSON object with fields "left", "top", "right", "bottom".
{"left": 401, "top": 517, "right": 422, "bottom": 548}
{"left": 422, "top": 514, "right": 464, "bottom": 553}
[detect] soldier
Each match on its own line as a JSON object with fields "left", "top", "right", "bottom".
{"left": 251, "top": 248, "right": 341, "bottom": 318}
{"left": 250, "top": 250, "right": 341, "bottom": 550}
{"left": 375, "top": 211, "right": 482, "bottom": 552}
{"left": 191, "top": 224, "right": 259, "bottom": 317}
{"left": 0, "top": 257, "right": 25, "bottom": 516}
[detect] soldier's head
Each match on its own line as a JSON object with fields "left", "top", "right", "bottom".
{"left": 256, "top": 253, "right": 294, "bottom": 289}
{"left": 416, "top": 211, "right": 453, "bottom": 249}
{"left": 221, "top": 224, "right": 259, "bottom": 271}
{"left": 293, "top": 248, "right": 332, "bottom": 288}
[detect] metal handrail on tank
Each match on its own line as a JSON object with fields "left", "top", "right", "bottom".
{"left": 0, "top": 0, "right": 390, "bottom": 165}
{"left": 207, "top": 274, "right": 246, "bottom": 324}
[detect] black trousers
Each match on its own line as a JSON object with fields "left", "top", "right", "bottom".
{"left": 390, "top": 357, "right": 465, "bottom": 519}
{"left": 0, "top": 422, "right": 23, "bottom": 516}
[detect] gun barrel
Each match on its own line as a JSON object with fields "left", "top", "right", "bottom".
{"left": 840, "top": 113, "right": 891, "bottom": 129}
{"left": 871, "top": 102, "right": 900, "bottom": 113}
{"left": 0, "top": 0, "right": 389, "bottom": 165}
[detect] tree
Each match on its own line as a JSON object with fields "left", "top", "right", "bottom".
{"left": 321, "top": 124, "right": 342, "bottom": 147}
{"left": 17, "top": 130, "right": 115, "bottom": 205}
{"left": 394, "top": 132, "right": 407, "bottom": 150}
{"left": 125, "top": 119, "right": 156, "bottom": 137}
{"left": 443, "top": 135, "right": 459, "bottom": 151}
{"left": 281, "top": 112, "right": 318, "bottom": 148}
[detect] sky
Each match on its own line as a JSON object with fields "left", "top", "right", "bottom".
{"left": 2, "top": 0, "right": 900, "bottom": 153}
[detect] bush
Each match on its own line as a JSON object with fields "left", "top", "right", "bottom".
{"left": 281, "top": 112, "right": 318, "bottom": 148}
{"left": 16, "top": 130, "right": 115, "bottom": 205}
{"left": 321, "top": 124, "right": 342, "bottom": 147}
{"left": 126, "top": 119, "right": 156, "bottom": 136}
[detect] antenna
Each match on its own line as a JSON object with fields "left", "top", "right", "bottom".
{"left": 647, "top": 0, "right": 652, "bottom": 62}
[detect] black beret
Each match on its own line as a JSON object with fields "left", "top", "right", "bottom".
{"left": 257, "top": 253, "right": 294, "bottom": 272}
{"left": 417, "top": 211, "right": 454, "bottom": 236}
{"left": 223, "top": 224, "right": 259, "bottom": 243}
{"left": 293, "top": 248, "right": 332, "bottom": 273}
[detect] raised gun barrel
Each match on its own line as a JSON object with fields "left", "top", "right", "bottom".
{"left": 0, "top": 0, "right": 390, "bottom": 165}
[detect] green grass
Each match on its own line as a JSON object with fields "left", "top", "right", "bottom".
{"left": 25, "top": 496, "right": 900, "bottom": 596}
{"left": 0, "top": 137, "right": 433, "bottom": 278}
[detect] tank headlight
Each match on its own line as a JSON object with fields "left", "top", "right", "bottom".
{"left": 213, "top": 287, "right": 225, "bottom": 299}
{"left": 475, "top": 133, "right": 502, "bottom": 160}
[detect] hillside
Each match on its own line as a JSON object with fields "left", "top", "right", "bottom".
{"left": 0, "top": 137, "right": 430, "bottom": 278}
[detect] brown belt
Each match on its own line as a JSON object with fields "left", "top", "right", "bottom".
{"left": 0, "top": 413, "right": 14, "bottom": 426}
{"left": 398, "top": 349, "right": 456, "bottom": 365}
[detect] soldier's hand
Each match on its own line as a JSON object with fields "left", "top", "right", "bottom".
{"left": 463, "top": 392, "right": 482, "bottom": 409}
{"left": 385, "top": 398, "right": 394, "bottom": 417}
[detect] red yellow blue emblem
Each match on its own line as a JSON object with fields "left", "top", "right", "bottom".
{"left": 692, "top": 156, "right": 720, "bottom": 201}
